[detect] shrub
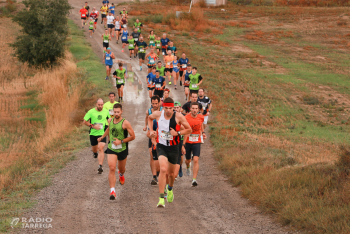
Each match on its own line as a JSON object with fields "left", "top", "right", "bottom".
{"left": 337, "top": 146, "right": 350, "bottom": 175}
{"left": 11, "top": 0, "right": 71, "bottom": 67}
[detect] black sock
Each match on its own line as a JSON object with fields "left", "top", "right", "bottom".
{"left": 93, "top": 152, "right": 98, "bottom": 157}
{"left": 160, "top": 193, "right": 164, "bottom": 198}
{"left": 99, "top": 164, "right": 102, "bottom": 168}
{"left": 121, "top": 97, "right": 123, "bottom": 100}
{"left": 156, "top": 171, "right": 160, "bottom": 177}
{"left": 153, "top": 175, "right": 157, "bottom": 179}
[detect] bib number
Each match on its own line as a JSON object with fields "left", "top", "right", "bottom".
{"left": 104, "top": 40, "right": 108, "bottom": 43}
{"left": 155, "top": 84, "right": 161, "bottom": 88}
{"left": 191, "top": 84, "right": 197, "bottom": 89}
{"left": 118, "top": 79, "right": 123, "bottom": 83}
{"left": 150, "top": 40, "right": 154, "bottom": 44}
{"left": 182, "top": 64, "right": 187, "bottom": 68}
{"left": 123, "top": 24, "right": 127, "bottom": 28}
{"left": 150, "top": 58, "right": 154, "bottom": 63}
{"left": 189, "top": 134, "right": 199, "bottom": 142}
{"left": 140, "top": 48, "right": 144, "bottom": 52}
{"left": 82, "top": 14, "right": 86, "bottom": 17}
{"left": 128, "top": 44, "right": 133, "bottom": 48}
{"left": 134, "top": 38, "right": 138, "bottom": 41}
{"left": 95, "top": 123, "right": 103, "bottom": 130}
{"left": 106, "top": 57, "right": 110, "bottom": 60}
{"left": 122, "top": 36, "right": 126, "bottom": 40}
{"left": 109, "top": 109, "right": 114, "bottom": 115}
{"left": 160, "top": 131, "right": 173, "bottom": 141}
{"left": 157, "top": 44, "right": 160, "bottom": 47}
{"left": 112, "top": 142, "right": 123, "bottom": 149}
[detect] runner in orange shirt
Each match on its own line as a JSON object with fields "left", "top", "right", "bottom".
{"left": 182, "top": 102, "right": 206, "bottom": 187}
{"left": 163, "top": 50, "right": 174, "bottom": 85}
{"left": 79, "top": 6, "right": 88, "bottom": 28}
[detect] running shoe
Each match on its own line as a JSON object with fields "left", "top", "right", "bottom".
{"left": 98, "top": 167, "right": 103, "bottom": 174}
{"left": 116, "top": 40, "right": 118, "bottom": 44}
{"left": 175, "top": 85, "right": 177, "bottom": 90}
{"left": 175, "top": 176, "right": 178, "bottom": 181}
{"left": 140, "top": 66, "right": 142, "bottom": 71}
{"left": 105, "top": 76, "right": 109, "bottom": 80}
{"left": 93, "top": 153, "right": 98, "bottom": 158}
{"left": 118, "top": 171, "right": 125, "bottom": 185}
{"left": 186, "top": 163, "right": 191, "bottom": 176}
{"left": 169, "top": 81, "right": 172, "bottom": 85}
{"left": 112, "top": 34, "right": 114, "bottom": 37}
{"left": 110, "top": 191, "right": 116, "bottom": 200}
{"left": 151, "top": 178, "right": 158, "bottom": 185}
{"left": 167, "top": 189, "right": 174, "bottom": 203}
{"left": 179, "top": 165, "right": 183, "bottom": 177}
{"left": 192, "top": 180, "right": 198, "bottom": 187}
{"left": 130, "top": 57, "right": 131, "bottom": 60}
{"left": 157, "top": 198, "right": 165, "bottom": 208}
{"left": 134, "top": 55, "right": 136, "bottom": 58}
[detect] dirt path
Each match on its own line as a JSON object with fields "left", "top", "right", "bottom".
{"left": 20, "top": 1, "right": 294, "bottom": 233}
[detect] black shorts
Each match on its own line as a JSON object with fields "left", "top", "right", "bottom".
{"left": 81, "top": 17, "right": 86, "bottom": 20}
{"left": 105, "top": 148, "right": 128, "bottom": 161}
{"left": 90, "top": 135, "right": 106, "bottom": 146}
{"left": 179, "top": 70, "right": 184, "bottom": 77}
{"left": 185, "top": 143, "right": 201, "bottom": 160}
{"left": 101, "top": 14, "right": 107, "bottom": 18}
{"left": 154, "top": 90, "right": 163, "bottom": 98}
{"left": 147, "top": 87, "right": 155, "bottom": 91}
{"left": 190, "top": 89, "right": 199, "bottom": 94}
{"left": 156, "top": 143, "right": 179, "bottom": 165}
{"left": 147, "top": 65, "right": 155, "bottom": 69}
{"left": 148, "top": 138, "right": 152, "bottom": 148}
{"left": 108, "top": 24, "right": 114, "bottom": 29}
{"left": 115, "top": 28, "right": 121, "bottom": 31}
{"left": 152, "top": 148, "right": 158, "bottom": 160}
{"left": 117, "top": 83, "right": 124, "bottom": 89}
{"left": 165, "top": 68, "right": 173, "bottom": 73}
{"left": 94, "top": 18, "right": 98, "bottom": 23}
{"left": 103, "top": 42, "right": 109, "bottom": 48}
{"left": 129, "top": 48, "right": 134, "bottom": 51}
{"left": 138, "top": 53, "right": 146, "bottom": 60}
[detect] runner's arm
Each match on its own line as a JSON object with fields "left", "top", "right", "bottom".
{"left": 111, "top": 52, "right": 115, "bottom": 59}
{"left": 161, "top": 80, "right": 165, "bottom": 90}
{"left": 122, "top": 120, "right": 136, "bottom": 143}
{"left": 177, "top": 113, "right": 192, "bottom": 135}
{"left": 197, "top": 75, "right": 203, "bottom": 86}
{"left": 148, "top": 111, "right": 161, "bottom": 136}
{"left": 99, "top": 127, "right": 110, "bottom": 140}
{"left": 143, "top": 109, "right": 149, "bottom": 131}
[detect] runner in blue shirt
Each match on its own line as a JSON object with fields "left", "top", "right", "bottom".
{"left": 178, "top": 52, "right": 189, "bottom": 86}
{"left": 109, "top": 3, "right": 115, "bottom": 15}
{"left": 147, "top": 67, "right": 157, "bottom": 98}
{"left": 104, "top": 47, "right": 115, "bottom": 80}
{"left": 160, "top": 33, "right": 170, "bottom": 56}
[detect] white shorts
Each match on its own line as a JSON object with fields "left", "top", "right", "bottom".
{"left": 204, "top": 115, "right": 209, "bottom": 124}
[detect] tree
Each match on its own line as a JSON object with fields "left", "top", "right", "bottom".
{"left": 11, "top": 0, "right": 72, "bottom": 67}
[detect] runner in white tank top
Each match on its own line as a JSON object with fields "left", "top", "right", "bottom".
{"left": 148, "top": 97, "right": 191, "bottom": 208}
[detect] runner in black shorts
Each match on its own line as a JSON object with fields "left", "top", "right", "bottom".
{"left": 148, "top": 97, "right": 191, "bottom": 208}
{"left": 83, "top": 98, "right": 111, "bottom": 174}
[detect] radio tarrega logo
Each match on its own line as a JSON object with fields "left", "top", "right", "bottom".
{"left": 10, "top": 217, "right": 53, "bottom": 229}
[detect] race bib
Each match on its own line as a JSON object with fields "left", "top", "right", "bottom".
{"left": 128, "top": 44, "right": 133, "bottom": 48}
{"left": 191, "top": 84, "right": 197, "bottom": 89}
{"left": 109, "top": 109, "right": 114, "bottom": 115}
{"left": 160, "top": 131, "right": 173, "bottom": 141}
{"left": 104, "top": 40, "right": 108, "bottom": 43}
{"left": 140, "top": 48, "right": 144, "bottom": 52}
{"left": 122, "top": 36, "right": 126, "bottom": 40}
{"left": 118, "top": 79, "right": 123, "bottom": 83}
{"left": 95, "top": 123, "right": 103, "bottom": 130}
{"left": 82, "top": 14, "right": 86, "bottom": 17}
{"left": 167, "top": 62, "right": 171, "bottom": 66}
{"left": 150, "top": 40, "right": 154, "bottom": 44}
{"left": 112, "top": 142, "right": 123, "bottom": 149}
{"left": 134, "top": 38, "right": 138, "bottom": 41}
{"left": 137, "top": 27, "right": 140, "bottom": 31}
{"left": 106, "top": 57, "right": 110, "bottom": 60}
{"left": 150, "top": 58, "right": 154, "bottom": 63}
{"left": 155, "top": 84, "right": 161, "bottom": 88}
{"left": 123, "top": 24, "right": 127, "bottom": 28}
{"left": 189, "top": 134, "right": 199, "bottom": 142}
{"left": 157, "top": 44, "right": 160, "bottom": 47}
{"left": 182, "top": 64, "right": 187, "bottom": 68}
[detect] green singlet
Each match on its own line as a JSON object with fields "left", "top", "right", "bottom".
{"left": 108, "top": 118, "right": 128, "bottom": 153}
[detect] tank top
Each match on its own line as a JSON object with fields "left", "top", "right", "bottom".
{"left": 173, "top": 60, "right": 178, "bottom": 68}
{"left": 121, "top": 30, "right": 128, "bottom": 41}
{"left": 148, "top": 106, "right": 163, "bottom": 115}
{"left": 108, "top": 118, "right": 128, "bottom": 153}
{"left": 115, "top": 20, "right": 120, "bottom": 29}
{"left": 148, "top": 54, "right": 157, "bottom": 65}
{"left": 157, "top": 110, "right": 180, "bottom": 146}
{"left": 149, "top": 35, "right": 155, "bottom": 44}
{"left": 103, "top": 34, "right": 109, "bottom": 43}
{"left": 105, "top": 52, "right": 113, "bottom": 65}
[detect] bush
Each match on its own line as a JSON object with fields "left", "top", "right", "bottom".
{"left": 337, "top": 146, "right": 350, "bottom": 175}
{"left": 11, "top": 0, "right": 71, "bottom": 67}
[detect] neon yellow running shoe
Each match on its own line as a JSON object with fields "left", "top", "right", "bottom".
{"left": 167, "top": 189, "right": 174, "bottom": 203}
{"left": 157, "top": 198, "right": 165, "bottom": 208}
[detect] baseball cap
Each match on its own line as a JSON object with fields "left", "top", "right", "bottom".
{"left": 174, "top": 101, "right": 181, "bottom": 107}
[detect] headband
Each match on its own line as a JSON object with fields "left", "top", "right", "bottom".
{"left": 163, "top": 102, "right": 174, "bottom": 107}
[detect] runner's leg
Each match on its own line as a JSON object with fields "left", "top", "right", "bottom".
{"left": 192, "top": 156, "right": 199, "bottom": 180}
{"left": 158, "top": 156, "right": 168, "bottom": 194}
{"left": 108, "top": 154, "right": 118, "bottom": 188}
{"left": 98, "top": 142, "right": 105, "bottom": 166}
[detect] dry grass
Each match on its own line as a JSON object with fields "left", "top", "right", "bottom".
{"left": 0, "top": 18, "right": 82, "bottom": 191}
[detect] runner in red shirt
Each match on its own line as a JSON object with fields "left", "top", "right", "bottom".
{"left": 89, "top": 8, "right": 99, "bottom": 31}
{"left": 182, "top": 102, "right": 206, "bottom": 187}
{"left": 79, "top": 6, "right": 88, "bottom": 28}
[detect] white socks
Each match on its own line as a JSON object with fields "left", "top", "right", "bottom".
{"left": 110, "top": 187, "right": 115, "bottom": 193}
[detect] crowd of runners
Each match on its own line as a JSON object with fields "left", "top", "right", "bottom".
{"left": 80, "top": 2, "right": 213, "bottom": 208}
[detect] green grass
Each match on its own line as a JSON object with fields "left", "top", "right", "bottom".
{"left": 0, "top": 19, "right": 111, "bottom": 232}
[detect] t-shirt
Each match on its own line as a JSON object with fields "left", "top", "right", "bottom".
{"left": 100, "top": 6, "right": 108, "bottom": 15}
{"left": 84, "top": 5, "right": 90, "bottom": 13}
{"left": 167, "top": 46, "right": 176, "bottom": 55}
{"left": 182, "top": 101, "right": 203, "bottom": 114}
{"left": 197, "top": 96, "right": 211, "bottom": 115}
{"left": 103, "top": 101, "right": 119, "bottom": 117}
{"left": 147, "top": 72, "right": 156, "bottom": 87}
{"left": 107, "top": 15, "right": 114, "bottom": 24}
{"left": 90, "top": 11, "right": 98, "bottom": 19}
{"left": 185, "top": 114, "right": 205, "bottom": 144}
{"left": 80, "top": 8, "right": 88, "bottom": 18}
{"left": 83, "top": 108, "right": 110, "bottom": 136}
{"left": 131, "top": 32, "right": 140, "bottom": 41}
{"left": 127, "top": 39, "right": 135, "bottom": 49}
{"left": 178, "top": 58, "right": 189, "bottom": 70}
{"left": 161, "top": 38, "right": 170, "bottom": 47}
{"left": 156, "top": 66, "right": 165, "bottom": 76}
{"left": 153, "top": 76, "right": 165, "bottom": 90}
{"left": 109, "top": 6, "right": 115, "bottom": 14}
{"left": 136, "top": 41, "right": 147, "bottom": 53}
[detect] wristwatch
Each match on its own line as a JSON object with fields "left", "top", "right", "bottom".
{"left": 177, "top": 131, "right": 181, "bottom": 136}
{"left": 121, "top": 140, "right": 124, "bottom": 144}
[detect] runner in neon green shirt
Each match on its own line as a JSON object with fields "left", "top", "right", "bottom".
{"left": 103, "top": 92, "right": 119, "bottom": 119}
{"left": 83, "top": 98, "right": 111, "bottom": 174}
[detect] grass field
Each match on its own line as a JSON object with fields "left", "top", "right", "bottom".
{"left": 0, "top": 18, "right": 112, "bottom": 232}
{"left": 128, "top": 1, "right": 350, "bottom": 233}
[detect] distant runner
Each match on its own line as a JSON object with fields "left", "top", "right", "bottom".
{"left": 164, "top": 50, "right": 174, "bottom": 85}
{"left": 120, "top": 7, "right": 128, "bottom": 17}
{"left": 100, "top": 3, "right": 108, "bottom": 27}
{"left": 83, "top": 98, "right": 110, "bottom": 174}
{"left": 146, "top": 48, "right": 158, "bottom": 74}
{"left": 104, "top": 47, "right": 115, "bottom": 80}
{"left": 155, "top": 36, "right": 162, "bottom": 56}
{"left": 89, "top": 8, "right": 99, "bottom": 32}
{"left": 127, "top": 35, "right": 135, "bottom": 59}
{"left": 160, "top": 33, "right": 170, "bottom": 56}
{"left": 88, "top": 18, "right": 94, "bottom": 37}
{"left": 114, "top": 16, "right": 121, "bottom": 42}
{"left": 148, "top": 30, "right": 156, "bottom": 49}
{"left": 113, "top": 62, "right": 126, "bottom": 102}
{"left": 102, "top": 29, "right": 111, "bottom": 51}
{"left": 109, "top": 3, "right": 115, "bottom": 15}
{"left": 178, "top": 53, "right": 189, "bottom": 87}
{"left": 84, "top": 2, "right": 90, "bottom": 21}
{"left": 136, "top": 36, "right": 148, "bottom": 71}
{"left": 156, "top": 61, "right": 165, "bottom": 77}
{"left": 133, "top": 19, "right": 143, "bottom": 33}
{"left": 183, "top": 64, "right": 192, "bottom": 100}
{"left": 197, "top": 88, "right": 212, "bottom": 136}
{"left": 98, "top": 103, "right": 135, "bottom": 200}
{"left": 79, "top": 6, "right": 88, "bottom": 28}
{"left": 106, "top": 12, "right": 115, "bottom": 36}
{"left": 172, "top": 56, "right": 180, "bottom": 90}
{"left": 121, "top": 26, "right": 129, "bottom": 53}
{"left": 182, "top": 92, "right": 203, "bottom": 115}
{"left": 148, "top": 97, "right": 192, "bottom": 208}
{"left": 153, "top": 70, "right": 166, "bottom": 98}
{"left": 146, "top": 67, "right": 156, "bottom": 98}
{"left": 174, "top": 101, "right": 184, "bottom": 179}
{"left": 188, "top": 67, "right": 203, "bottom": 94}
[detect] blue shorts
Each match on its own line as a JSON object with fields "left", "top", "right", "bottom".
{"left": 173, "top": 67, "right": 179, "bottom": 73}
{"left": 106, "top": 64, "right": 113, "bottom": 68}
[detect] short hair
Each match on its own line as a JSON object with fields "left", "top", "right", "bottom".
{"left": 187, "top": 64, "right": 192, "bottom": 67}
{"left": 150, "top": 30, "right": 153, "bottom": 34}
{"left": 191, "top": 92, "right": 198, "bottom": 97}
{"left": 157, "top": 61, "right": 162, "bottom": 64}
{"left": 109, "top": 92, "right": 116, "bottom": 96}
{"left": 193, "top": 67, "right": 197, "bottom": 70}
{"left": 198, "top": 88, "right": 204, "bottom": 92}
{"left": 152, "top": 66, "right": 156, "bottom": 70}
{"left": 118, "top": 62, "right": 123, "bottom": 67}
{"left": 163, "top": 97, "right": 174, "bottom": 104}
{"left": 164, "top": 88, "right": 170, "bottom": 93}
{"left": 190, "top": 102, "right": 199, "bottom": 108}
{"left": 151, "top": 95, "right": 160, "bottom": 103}
{"left": 113, "top": 103, "right": 122, "bottom": 110}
